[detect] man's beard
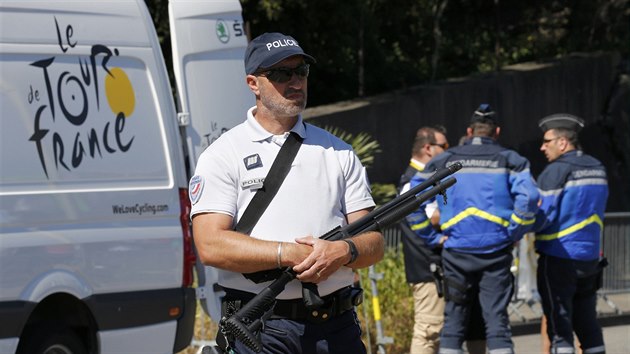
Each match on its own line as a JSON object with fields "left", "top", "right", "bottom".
{"left": 260, "top": 86, "right": 307, "bottom": 117}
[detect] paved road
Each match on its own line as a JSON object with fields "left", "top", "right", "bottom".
{"left": 512, "top": 324, "right": 630, "bottom": 354}
{"left": 508, "top": 292, "right": 630, "bottom": 353}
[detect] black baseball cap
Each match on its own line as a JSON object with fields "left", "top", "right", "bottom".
{"left": 470, "top": 103, "right": 498, "bottom": 124}
{"left": 538, "top": 113, "right": 585, "bottom": 132}
{"left": 244, "top": 32, "right": 316, "bottom": 75}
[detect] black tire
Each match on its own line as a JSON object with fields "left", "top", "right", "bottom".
{"left": 17, "top": 326, "right": 88, "bottom": 354}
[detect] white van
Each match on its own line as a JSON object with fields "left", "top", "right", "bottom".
{"left": 0, "top": 0, "right": 252, "bottom": 353}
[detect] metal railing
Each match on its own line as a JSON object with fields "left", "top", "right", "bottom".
{"left": 600, "top": 212, "right": 630, "bottom": 294}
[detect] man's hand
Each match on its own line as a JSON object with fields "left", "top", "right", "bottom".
{"left": 292, "top": 236, "right": 349, "bottom": 283}
{"left": 430, "top": 209, "right": 442, "bottom": 230}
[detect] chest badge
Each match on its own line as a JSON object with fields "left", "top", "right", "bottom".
{"left": 243, "top": 154, "right": 263, "bottom": 170}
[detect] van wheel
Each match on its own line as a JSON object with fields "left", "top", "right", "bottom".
{"left": 18, "top": 326, "right": 87, "bottom": 354}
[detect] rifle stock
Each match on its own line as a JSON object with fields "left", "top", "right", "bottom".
{"left": 222, "top": 163, "right": 461, "bottom": 352}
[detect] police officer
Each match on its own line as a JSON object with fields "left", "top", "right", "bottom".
{"left": 398, "top": 126, "right": 449, "bottom": 354}
{"left": 406, "top": 104, "right": 540, "bottom": 354}
{"left": 535, "top": 114, "right": 608, "bottom": 354}
{"left": 190, "top": 32, "right": 384, "bottom": 353}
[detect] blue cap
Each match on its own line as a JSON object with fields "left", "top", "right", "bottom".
{"left": 244, "top": 32, "right": 316, "bottom": 75}
{"left": 538, "top": 113, "right": 584, "bottom": 132}
{"left": 470, "top": 104, "right": 498, "bottom": 124}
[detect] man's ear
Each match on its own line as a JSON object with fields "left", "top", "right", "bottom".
{"left": 495, "top": 126, "right": 501, "bottom": 138}
{"left": 466, "top": 127, "right": 473, "bottom": 137}
{"left": 246, "top": 75, "right": 260, "bottom": 95}
{"left": 422, "top": 143, "right": 432, "bottom": 157}
{"left": 558, "top": 137, "right": 570, "bottom": 152}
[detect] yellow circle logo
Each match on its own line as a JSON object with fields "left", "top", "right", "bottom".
{"left": 105, "top": 67, "right": 135, "bottom": 117}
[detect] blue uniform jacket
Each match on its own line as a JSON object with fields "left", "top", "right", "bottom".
{"left": 534, "top": 150, "right": 608, "bottom": 261}
{"left": 406, "top": 137, "right": 540, "bottom": 254}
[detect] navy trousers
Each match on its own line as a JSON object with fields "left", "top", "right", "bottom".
{"left": 537, "top": 254, "right": 605, "bottom": 354}
{"left": 440, "top": 247, "right": 514, "bottom": 354}
{"left": 232, "top": 310, "right": 366, "bottom": 354}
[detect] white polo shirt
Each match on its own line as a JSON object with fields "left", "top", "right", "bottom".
{"left": 190, "top": 106, "right": 375, "bottom": 299}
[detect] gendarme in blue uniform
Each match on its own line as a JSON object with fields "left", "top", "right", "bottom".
{"left": 534, "top": 112, "right": 608, "bottom": 354}
{"left": 406, "top": 104, "right": 540, "bottom": 354}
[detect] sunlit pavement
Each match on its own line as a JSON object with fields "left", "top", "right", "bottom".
{"left": 510, "top": 292, "right": 630, "bottom": 354}
{"left": 512, "top": 323, "right": 630, "bottom": 354}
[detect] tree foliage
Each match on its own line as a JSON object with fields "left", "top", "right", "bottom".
{"left": 240, "top": 0, "right": 629, "bottom": 106}
{"left": 148, "top": 0, "right": 629, "bottom": 107}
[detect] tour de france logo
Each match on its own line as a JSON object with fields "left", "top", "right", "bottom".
{"left": 104, "top": 67, "right": 135, "bottom": 117}
{"left": 28, "top": 16, "right": 137, "bottom": 178}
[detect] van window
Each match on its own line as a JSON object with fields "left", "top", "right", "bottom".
{"left": 0, "top": 50, "right": 173, "bottom": 194}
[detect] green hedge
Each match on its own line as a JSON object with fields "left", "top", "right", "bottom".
{"left": 357, "top": 246, "right": 414, "bottom": 354}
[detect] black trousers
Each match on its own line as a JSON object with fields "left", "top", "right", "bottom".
{"left": 440, "top": 247, "right": 515, "bottom": 352}
{"left": 537, "top": 254, "right": 605, "bottom": 354}
{"left": 232, "top": 310, "right": 365, "bottom": 354}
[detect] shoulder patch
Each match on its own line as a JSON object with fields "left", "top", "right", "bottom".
{"left": 189, "top": 175, "right": 205, "bottom": 205}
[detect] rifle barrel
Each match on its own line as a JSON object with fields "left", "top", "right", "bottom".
{"left": 326, "top": 163, "right": 461, "bottom": 240}
{"left": 381, "top": 162, "right": 461, "bottom": 216}
{"left": 339, "top": 177, "right": 456, "bottom": 237}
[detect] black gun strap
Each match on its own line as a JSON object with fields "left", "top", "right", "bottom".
{"left": 234, "top": 131, "right": 303, "bottom": 235}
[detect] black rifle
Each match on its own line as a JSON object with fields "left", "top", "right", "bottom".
{"left": 221, "top": 162, "right": 462, "bottom": 352}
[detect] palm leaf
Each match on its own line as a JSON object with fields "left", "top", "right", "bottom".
{"left": 323, "top": 126, "right": 382, "bottom": 168}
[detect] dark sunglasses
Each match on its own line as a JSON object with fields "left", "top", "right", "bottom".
{"left": 431, "top": 143, "right": 449, "bottom": 149}
{"left": 256, "top": 64, "right": 310, "bottom": 83}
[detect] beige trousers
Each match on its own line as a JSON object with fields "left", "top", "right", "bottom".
{"left": 410, "top": 282, "right": 445, "bottom": 354}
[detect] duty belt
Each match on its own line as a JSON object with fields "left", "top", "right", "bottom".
{"left": 221, "top": 286, "right": 362, "bottom": 323}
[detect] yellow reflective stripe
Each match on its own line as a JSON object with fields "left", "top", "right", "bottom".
{"left": 410, "top": 219, "right": 430, "bottom": 231}
{"left": 441, "top": 207, "right": 509, "bottom": 230}
{"left": 536, "top": 214, "right": 603, "bottom": 241}
{"left": 372, "top": 296, "right": 381, "bottom": 321}
{"left": 511, "top": 213, "right": 535, "bottom": 225}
